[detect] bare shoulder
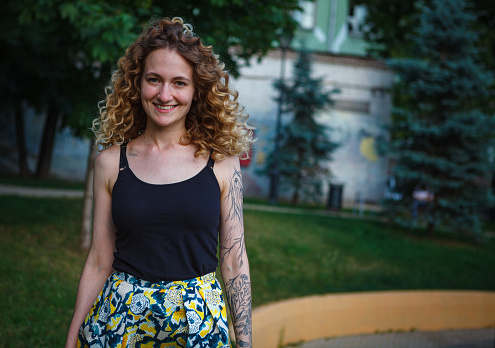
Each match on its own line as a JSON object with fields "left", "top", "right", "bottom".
{"left": 214, "top": 155, "right": 242, "bottom": 195}
{"left": 95, "top": 145, "right": 120, "bottom": 169}
{"left": 94, "top": 145, "right": 121, "bottom": 191}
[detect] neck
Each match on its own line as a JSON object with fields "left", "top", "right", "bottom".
{"left": 141, "top": 124, "right": 187, "bottom": 150}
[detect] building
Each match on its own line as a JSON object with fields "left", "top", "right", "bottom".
{"left": 237, "top": 0, "right": 394, "bottom": 205}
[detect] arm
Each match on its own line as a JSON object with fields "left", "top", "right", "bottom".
{"left": 65, "top": 149, "right": 118, "bottom": 348}
{"left": 217, "top": 157, "right": 252, "bottom": 347}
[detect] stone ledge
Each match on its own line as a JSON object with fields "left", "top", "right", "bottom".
{"left": 252, "top": 290, "right": 495, "bottom": 347}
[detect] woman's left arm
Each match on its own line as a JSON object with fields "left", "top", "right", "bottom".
{"left": 217, "top": 156, "right": 252, "bottom": 347}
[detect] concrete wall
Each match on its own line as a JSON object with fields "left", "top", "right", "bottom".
{"left": 0, "top": 107, "right": 90, "bottom": 181}
{"left": 252, "top": 290, "right": 495, "bottom": 347}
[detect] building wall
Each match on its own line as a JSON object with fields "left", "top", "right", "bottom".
{"left": 294, "top": 1, "right": 332, "bottom": 52}
{"left": 235, "top": 50, "right": 393, "bottom": 204}
{"left": 0, "top": 107, "right": 90, "bottom": 181}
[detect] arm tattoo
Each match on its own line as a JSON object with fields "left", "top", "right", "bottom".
{"left": 222, "top": 168, "right": 252, "bottom": 346}
{"left": 225, "top": 168, "right": 243, "bottom": 224}
{"left": 128, "top": 152, "right": 138, "bottom": 157}
{"left": 225, "top": 273, "right": 252, "bottom": 347}
{"left": 220, "top": 168, "right": 246, "bottom": 267}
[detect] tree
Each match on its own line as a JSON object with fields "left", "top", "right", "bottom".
{"left": 386, "top": 0, "right": 495, "bottom": 238}
{"left": 353, "top": 0, "right": 495, "bottom": 69}
{"left": 1, "top": 1, "right": 115, "bottom": 179}
{"left": 270, "top": 49, "right": 339, "bottom": 204}
{"left": 1, "top": 0, "right": 302, "bottom": 178}
{"left": 351, "top": 0, "right": 420, "bottom": 58}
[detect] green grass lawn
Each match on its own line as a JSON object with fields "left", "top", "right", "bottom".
{"left": 0, "top": 195, "right": 494, "bottom": 346}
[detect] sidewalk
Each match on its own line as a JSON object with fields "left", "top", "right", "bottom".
{"left": 243, "top": 202, "right": 384, "bottom": 221}
{"left": 293, "top": 328, "right": 494, "bottom": 348}
{"left": 0, "top": 184, "right": 83, "bottom": 198}
{"left": 291, "top": 328, "right": 495, "bottom": 348}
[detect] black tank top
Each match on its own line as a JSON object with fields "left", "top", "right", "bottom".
{"left": 111, "top": 145, "right": 221, "bottom": 282}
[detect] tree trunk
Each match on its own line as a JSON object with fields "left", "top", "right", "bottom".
{"left": 14, "top": 103, "right": 29, "bottom": 177}
{"left": 427, "top": 222, "right": 436, "bottom": 237}
{"left": 80, "top": 139, "right": 97, "bottom": 249}
{"left": 291, "top": 151, "right": 304, "bottom": 205}
{"left": 80, "top": 139, "right": 98, "bottom": 250}
{"left": 80, "top": 63, "right": 111, "bottom": 249}
{"left": 35, "top": 106, "right": 60, "bottom": 179}
{"left": 291, "top": 188, "right": 299, "bottom": 205}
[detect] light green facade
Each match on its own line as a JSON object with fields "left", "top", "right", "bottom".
{"left": 291, "top": 0, "right": 371, "bottom": 56}
{"left": 292, "top": 1, "right": 330, "bottom": 51}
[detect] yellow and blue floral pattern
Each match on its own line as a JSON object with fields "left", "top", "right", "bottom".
{"left": 78, "top": 272, "right": 230, "bottom": 347}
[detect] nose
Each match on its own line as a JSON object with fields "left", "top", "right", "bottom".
{"left": 157, "top": 84, "right": 173, "bottom": 103}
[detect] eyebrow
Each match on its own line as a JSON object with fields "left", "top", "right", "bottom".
{"left": 144, "top": 72, "right": 191, "bottom": 82}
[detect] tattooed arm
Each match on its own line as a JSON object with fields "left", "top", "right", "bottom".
{"left": 217, "top": 156, "right": 252, "bottom": 347}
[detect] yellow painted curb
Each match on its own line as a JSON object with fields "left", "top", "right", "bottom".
{"left": 252, "top": 291, "right": 495, "bottom": 347}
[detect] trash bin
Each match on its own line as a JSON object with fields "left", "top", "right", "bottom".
{"left": 327, "top": 184, "right": 344, "bottom": 210}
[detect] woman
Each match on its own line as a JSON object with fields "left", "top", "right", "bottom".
{"left": 65, "top": 17, "right": 253, "bottom": 348}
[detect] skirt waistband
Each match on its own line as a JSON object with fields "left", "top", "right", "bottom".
{"left": 113, "top": 271, "right": 217, "bottom": 289}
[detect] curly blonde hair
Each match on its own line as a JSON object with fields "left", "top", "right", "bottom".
{"left": 93, "top": 17, "right": 254, "bottom": 160}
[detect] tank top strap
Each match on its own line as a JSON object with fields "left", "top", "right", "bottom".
{"left": 207, "top": 150, "right": 215, "bottom": 169}
{"left": 119, "top": 145, "right": 128, "bottom": 170}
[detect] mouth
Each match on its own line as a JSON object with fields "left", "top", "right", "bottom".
{"left": 154, "top": 103, "right": 177, "bottom": 111}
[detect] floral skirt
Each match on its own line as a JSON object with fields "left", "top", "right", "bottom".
{"left": 78, "top": 271, "right": 231, "bottom": 348}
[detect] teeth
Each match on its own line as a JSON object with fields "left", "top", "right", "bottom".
{"left": 156, "top": 104, "right": 175, "bottom": 110}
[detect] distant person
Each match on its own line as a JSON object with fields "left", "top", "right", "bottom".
{"left": 412, "top": 183, "right": 434, "bottom": 220}
{"left": 65, "top": 17, "right": 254, "bottom": 348}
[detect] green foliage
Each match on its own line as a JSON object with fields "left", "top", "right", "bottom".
{"left": 353, "top": 0, "right": 495, "bottom": 70}
{"left": 0, "top": 0, "right": 301, "bottom": 137}
{"left": 268, "top": 49, "right": 339, "bottom": 204}
{"left": 159, "top": 0, "right": 301, "bottom": 75}
{"left": 1, "top": 0, "right": 302, "bottom": 178}
{"left": 351, "top": 0, "right": 421, "bottom": 58}
{"left": 0, "top": 0, "right": 114, "bottom": 136}
{"left": 385, "top": 0, "right": 495, "bottom": 237}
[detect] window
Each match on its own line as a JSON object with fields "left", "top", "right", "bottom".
{"left": 347, "top": 4, "right": 367, "bottom": 37}
{"left": 296, "top": 1, "right": 317, "bottom": 30}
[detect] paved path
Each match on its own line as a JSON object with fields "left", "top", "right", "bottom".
{"left": 0, "top": 184, "right": 83, "bottom": 198}
{"left": 243, "top": 202, "right": 367, "bottom": 219}
{"left": 291, "top": 328, "right": 494, "bottom": 348}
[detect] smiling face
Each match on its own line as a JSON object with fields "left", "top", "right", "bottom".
{"left": 140, "top": 48, "right": 196, "bottom": 132}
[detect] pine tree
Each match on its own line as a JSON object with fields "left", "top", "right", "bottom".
{"left": 386, "top": 0, "right": 495, "bottom": 238}
{"left": 271, "top": 49, "right": 339, "bottom": 204}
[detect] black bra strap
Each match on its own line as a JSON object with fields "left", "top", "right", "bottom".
{"left": 119, "top": 145, "right": 128, "bottom": 170}
{"left": 207, "top": 151, "right": 215, "bottom": 169}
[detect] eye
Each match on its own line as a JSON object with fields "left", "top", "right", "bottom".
{"left": 148, "top": 77, "right": 160, "bottom": 83}
{"left": 175, "top": 81, "right": 187, "bottom": 87}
